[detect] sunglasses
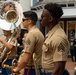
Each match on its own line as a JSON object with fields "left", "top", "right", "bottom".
{"left": 22, "top": 18, "right": 29, "bottom": 22}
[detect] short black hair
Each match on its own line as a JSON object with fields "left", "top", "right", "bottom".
{"left": 23, "top": 11, "right": 38, "bottom": 24}
{"left": 44, "top": 3, "right": 63, "bottom": 19}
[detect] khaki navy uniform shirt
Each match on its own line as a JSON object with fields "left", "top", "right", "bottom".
{"left": 42, "top": 25, "right": 70, "bottom": 71}
{"left": 20, "top": 25, "right": 44, "bottom": 66}
{"left": 8, "top": 37, "right": 17, "bottom": 58}
{"left": 0, "top": 37, "right": 17, "bottom": 59}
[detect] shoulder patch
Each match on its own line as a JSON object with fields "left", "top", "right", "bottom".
{"left": 25, "top": 38, "right": 31, "bottom": 45}
{"left": 58, "top": 42, "right": 65, "bottom": 52}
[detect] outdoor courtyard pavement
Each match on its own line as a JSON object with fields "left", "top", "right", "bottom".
{"left": 66, "top": 57, "right": 76, "bottom": 75}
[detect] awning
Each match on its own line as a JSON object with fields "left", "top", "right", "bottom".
{"left": 62, "top": 8, "right": 76, "bottom": 18}
{"left": 33, "top": 7, "right": 76, "bottom": 19}
{"left": 31, "top": 1, "right": 76, "bottom": 19}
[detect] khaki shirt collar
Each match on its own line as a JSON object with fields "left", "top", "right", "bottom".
{"left": 29, "top": 25, "right": 36, "bottom": 32}
{"left": 46, "top": 24, "right": 60, "bottom": 38}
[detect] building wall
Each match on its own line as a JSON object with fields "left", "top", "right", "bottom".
{"left": 19, "top": 0, "right": 31, "bottom": 11}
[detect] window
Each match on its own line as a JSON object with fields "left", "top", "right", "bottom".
{"left": 67, "top": 21, "right": 76, "bottom": 40}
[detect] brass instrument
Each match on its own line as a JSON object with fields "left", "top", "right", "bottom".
{"left": 2, "top": 51, "right": 19, "bottom": 75}
{"left": 33, "top": 53, "right": 40, "bottom": 75}
{"left": 0, "top": 1, "right": 23, "bottom": 30}
{"left": 0, "top": 1, "right": 23, "bottom": 75}
{"left": 3, "top": 10, "right": 18, "bottom": 23}
{"left": 2, "top": 51, "right": 13, "bottom": 70}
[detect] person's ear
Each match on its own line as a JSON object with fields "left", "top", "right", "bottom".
{"left": 28, "top": 19, "right": 32, "bottom": 24}
{"left": 49, "top": 16, "right": 53, "bottom": 22}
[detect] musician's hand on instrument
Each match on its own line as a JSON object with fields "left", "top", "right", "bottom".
{"left": 13, "top": 67, "right": 19, "bottom": 73}
{"left": 13, "top": 67, "right": 21, "bottom": 75}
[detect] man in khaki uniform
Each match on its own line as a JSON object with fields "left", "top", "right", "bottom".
{"left": 0, "top": 30, "right": 17, "bottom": 75}
{"left": 13, "top": 11, "right": 44, "bottom": 75}
{"left": 41, "top": 3, "right": 70, "bottom": 75}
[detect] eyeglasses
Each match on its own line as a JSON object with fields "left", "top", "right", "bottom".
{"left": 22, "top": 18, "right": 29, "bottom": 22}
